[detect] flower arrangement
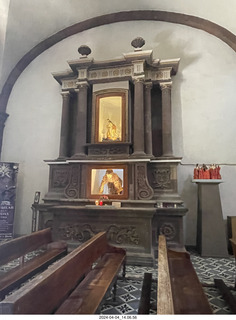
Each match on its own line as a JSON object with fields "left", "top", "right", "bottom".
{"left": 193, "top": 164, "right": 221, "bottom": 180}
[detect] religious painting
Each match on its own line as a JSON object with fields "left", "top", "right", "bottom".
{"left": 94, "top": 91, "right": 127, "bottom": 143}
{"left": 88, "top": 165, "right": 128, "bottom": 199}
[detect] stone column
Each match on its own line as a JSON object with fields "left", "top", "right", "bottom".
{"left": 144, "top": 82, "right": 153, "bottom": 156}
{"left": 73, "top": 82, "right": 89, "bottom": 158}
{"left": 160, "top": 82, "right": 173, "bottom": 157}
{"left": 58, "top": 91, "right": 70, "bottom": 159}
{"left": 132, "top": 79, "right": 146, "bottom": 156}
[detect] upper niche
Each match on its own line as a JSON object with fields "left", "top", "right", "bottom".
{"left": 93, "top": 90, "right": 127, "bottom": 143}
{"left": 52, "top": 39, "right": 180, "bottom": 160}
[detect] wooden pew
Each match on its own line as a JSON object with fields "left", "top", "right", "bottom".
{"left": 0, "top": 231, "right": 126, "bottom": 314}
{"left": 157, "top": 235, "right": 212, "bottom": 314}
{"left": 138, "top": 272, "right": 152, "bottom": 314}
{"left": 213, "top": 238, "right": 236, "bottom": 313}
{"left": 0, "top": 228, "right": 67, "bottom": 300}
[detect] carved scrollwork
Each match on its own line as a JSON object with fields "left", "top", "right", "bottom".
{"left": 152, "top": 168, "right": 171, "bottom": 189}
{"left": 88, "top": 145, "right": 128, "bottom": 155}
{"left": 159, "top": 223, "right": 176, "bottom": 241}
{"left": 52, "top": 169, "right": 70, "bottom": 188}
{"left": 136, "top": 163, "right": 154, "bottom": 200}
{"left": 107, "top": 225, "right": 139, "bottom": 245}
{"left": 108, "top": 147, "right": 125, "bottom": 154}
{"left": 58, "top": 224, "right": 96, "bottom": 241}
{"left": 64, "top": 165, "right": 80, "bottom": 198}
{"left": 89, "top": 148, "right": 107, "bottom": 155}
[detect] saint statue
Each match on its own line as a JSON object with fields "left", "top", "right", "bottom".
{"left": 193, "top": 164, "right": 199, "bottom": 179}
{"left": 106, "top": 119, "right": 119, "bottom": 141}
{"left": 99, "top": 169, "right": 123, "bottom": 195}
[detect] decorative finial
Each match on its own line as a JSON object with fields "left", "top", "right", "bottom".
{"left": 78, "top": 45, "right": 91, "bottom": 58}
{"left": 131, "top": 37, "right": 145, "bottom": 51}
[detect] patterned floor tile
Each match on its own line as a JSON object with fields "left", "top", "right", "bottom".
{"left": 100, "top": 250, "right": 236, "bottom": 315}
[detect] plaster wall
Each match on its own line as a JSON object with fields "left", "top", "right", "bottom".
{"left": 1, "top": 20, "right": 236, "bottom": 245}
{"left": 0, "top": 0, "right": 10, "bottom": 79}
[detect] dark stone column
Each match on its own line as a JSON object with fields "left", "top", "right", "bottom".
{"left": 58, "top": 91, "right": 70, "bottom": 159}
{"left": 73, "top": 82, "right": 89, "bottom": 158}
{"left": 160, "top": 82, "right": 173, "bottom": 157}
{"left": 132, "top": 79, "right": 146, "bottom": 156}
{"left": 0, "top": 112, "right": 9, "bottom": 160}
{"left": 144, "top": 82, "right": 153, "bottom": 156}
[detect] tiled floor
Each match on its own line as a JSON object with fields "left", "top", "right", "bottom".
{"left": 100, "top": 250, "right": 236, "bottom": 315}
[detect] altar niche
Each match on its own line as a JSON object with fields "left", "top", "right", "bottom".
{"left": 94, "top": 91, "right": 127, "bottom": 143}
{"left": 37, "top": 38, "right": 188, "bottom": 265}
{"left": 88, "top": 164, "right": 128, "bottom": 200}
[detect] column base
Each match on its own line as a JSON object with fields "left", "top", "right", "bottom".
{"left": 130, "top": 151, "right": 147, "bottom": 158}
{"left": 70, "top": 153, "right": 87, "bottom": 159}
{"left": 161, "top": 153, "right": 174, "bottom": 158}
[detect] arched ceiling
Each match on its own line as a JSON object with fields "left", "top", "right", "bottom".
{"left": 0, "top": 10, "right": 236, "bottom": 115}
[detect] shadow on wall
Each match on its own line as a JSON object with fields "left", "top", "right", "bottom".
{"left": 153, "top": 29, "right": 201, "bottom": 66}
{"left": 152, "top": 29, "right": 201, "bottom": 158}
{"left": 151, "top": 29, "right": 203, "bottom": 246}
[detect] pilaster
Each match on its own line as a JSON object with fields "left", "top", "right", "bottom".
{"left": 144, "top": 82, "right": 153, "bottom": 157}
{"left": 132, "top": 77, "right": 146, "bottom": 156}
{"left": 160, "top": 82, "right": 173, "bottom": 157}
{"left": 73, "top": 81, "right": 89, "bottom": 158}
{"left": 58, "top": 91, "right": 70, "bottom": 159}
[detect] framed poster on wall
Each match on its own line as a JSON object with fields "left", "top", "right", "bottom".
{"left": 0, "top": 162, "right": 19, "bottom": 240}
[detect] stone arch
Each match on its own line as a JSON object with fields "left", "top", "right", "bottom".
{"left": 0, "top": 10, "right": 236, "bottom": 155}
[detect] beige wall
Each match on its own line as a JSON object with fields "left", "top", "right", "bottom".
{"left": 1, "top": 1, "right": 236, "bottom": 244}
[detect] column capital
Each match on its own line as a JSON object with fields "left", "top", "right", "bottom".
{"left": 75, "top": 80, "right": 90, "bottom": 89}
{"left": 159, "top": 81, "right": 172, "bottom": 91}
{"left": 60, "top": 90, "right": 71, "bottom": 97}
{"left": 132, "top": 76, "right": 145, "bottom": 84}
{"left": 145, "top": 82, "right": 153, "bottom": 90}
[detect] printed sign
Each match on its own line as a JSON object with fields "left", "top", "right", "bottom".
{"left": 0, "top": 162, "right": 19, "bottom": 240}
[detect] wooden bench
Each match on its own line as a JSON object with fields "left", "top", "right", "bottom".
{"left": 0, "top": 228, "right": 67, "bottom": 301}
{"left": 0, "top": 231, "right": 126, "bottom": 314}
{"left": 210, "top": 238, "right": 236, "bottom": 314}
{"left": 157, "top": 235, "right": 212, "bottom": 314}
{"left": 138, "top": 272, "right": 153, "bottom": 314}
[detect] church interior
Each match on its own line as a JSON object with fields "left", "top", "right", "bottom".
{"left": 0, "top": 0, "right": 236, "bottom": 315}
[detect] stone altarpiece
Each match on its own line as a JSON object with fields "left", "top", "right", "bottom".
{"left": 35, "top": 39, "right": 188, "bottom": 265}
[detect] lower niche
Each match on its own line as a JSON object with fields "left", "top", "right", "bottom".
{"left": 88, "top": 164, "right": 128, "bottom": 199}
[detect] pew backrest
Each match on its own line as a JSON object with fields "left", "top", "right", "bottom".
{"left": 157, "top": 235, "right": 212, "bottom": 314}
{"left": 0, "top": 231, "right": 124, "bottom": 314}
{"left": 0, "top": 228, "right": 53, "bottom": 266}
{"left": 157, "top": 235, "right": 174, "bottom": 314}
